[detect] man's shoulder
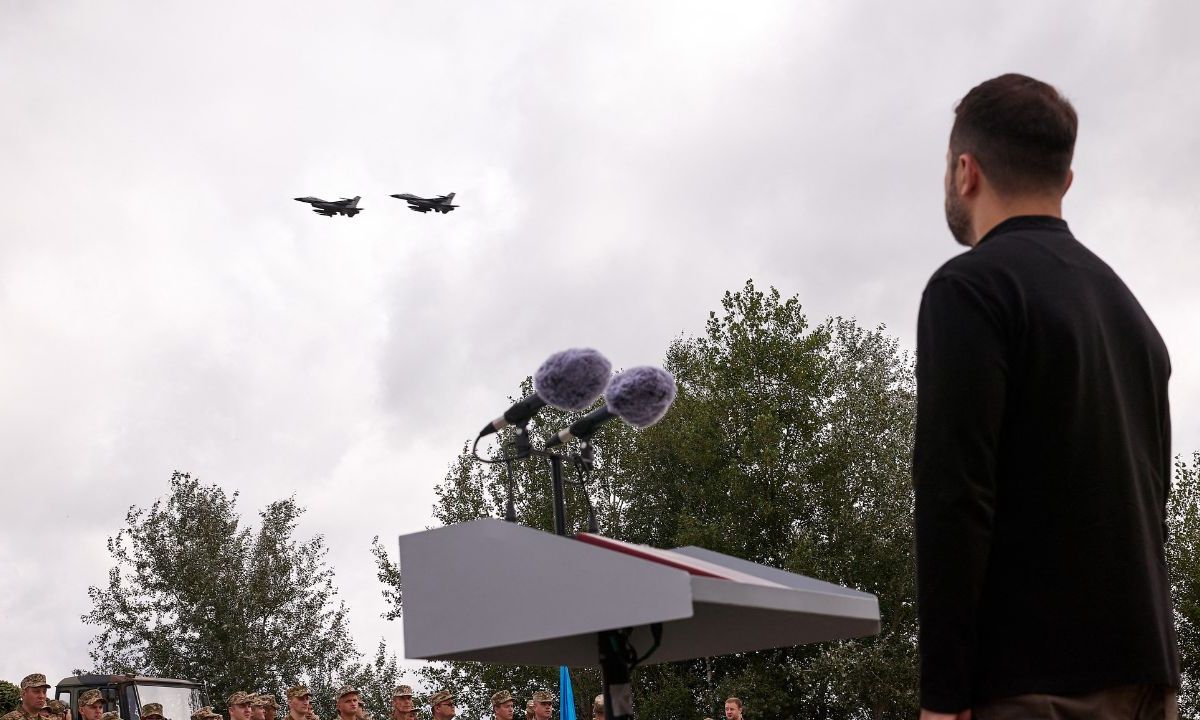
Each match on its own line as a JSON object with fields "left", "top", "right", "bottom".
{"left": 2, "top": 710, "right": 34, "bottom": 720}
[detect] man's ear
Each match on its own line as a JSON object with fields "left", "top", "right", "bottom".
{"left": 958, "top": 153, "right": 981, "bottom": 197}
{"left": 1064, "top": 168, "right": 1074, "bottom": 196}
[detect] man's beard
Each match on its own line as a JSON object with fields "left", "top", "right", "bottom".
{"left": 945, "top": 164, "right": 974, "bottom": 248}
{"left": 944, "top": 176, "right": 973, "bottom": 247}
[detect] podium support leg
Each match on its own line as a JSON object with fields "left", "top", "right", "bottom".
{"left": 599, "top": 630, "right": 635, "bottom": 720}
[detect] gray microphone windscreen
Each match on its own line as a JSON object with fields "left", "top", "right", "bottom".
{"left": 607, "top": 366, "right": 677, "bottom": 428}
{"left": 533, "top": 348, "right": 613, "bottom": 411}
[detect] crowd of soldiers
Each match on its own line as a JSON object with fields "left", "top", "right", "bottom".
{"left": 2, "top": 675, "right": 658, "bottom": 720}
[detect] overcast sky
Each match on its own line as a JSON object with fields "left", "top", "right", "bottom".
{"left": 2, "top": 0, "right": 1198, "bottom": 688}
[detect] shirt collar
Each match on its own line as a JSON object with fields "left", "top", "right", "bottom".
{"left": 977, "top": 215, "right": 1070, "bottom": 246}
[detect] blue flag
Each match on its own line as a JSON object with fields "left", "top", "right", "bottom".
{"left": 559, "top": 665, "right": 577, "bottom": 720}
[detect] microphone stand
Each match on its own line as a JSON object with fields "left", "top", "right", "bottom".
{"left": 505, "top": 428, "right": 647, "bottom": 720}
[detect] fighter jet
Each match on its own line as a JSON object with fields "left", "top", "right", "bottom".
{"left": 390, "top": 192, "right": 458, "bottom": 214}
{"left": 294, "top": 196, "right": 362, "bottom": 217}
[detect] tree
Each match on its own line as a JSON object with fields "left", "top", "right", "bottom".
{"left": 0, "top": 681, "right": 20, "bottom": 715}
{"left": 376, "top": 281, "right": 920, "bottom": 719}
{"left": 83, "top": 472, "right": 357, "bottom": 714}
{"left": 1169, "top": 451, "right": 1200, "bottom": 717}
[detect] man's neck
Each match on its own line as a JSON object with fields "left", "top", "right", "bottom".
{"left": 970, "top": 195, "right": 1064, "bottom": 247}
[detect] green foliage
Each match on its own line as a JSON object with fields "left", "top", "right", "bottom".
{"left": 1169, "top": 452, "right": 1200, "bottom": 718}
{"left": 0, "top": 681, "right": 20, "bottom": 715}
{"left": 370, "top": 537, "right": 403, "bottom": 622}
{"left": 380, "top": 281, "right": 920, "bottom": 719}
{"left": 82, "top": 471, "right": 367, "bottom": 715}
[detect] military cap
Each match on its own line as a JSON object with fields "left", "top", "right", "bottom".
{"left": 490, "top": 692, "right": 514, "bottom": 708}
{"left": 335, "top": 687, "right": 359, "bottom": 700}
{"left": 101, "top": 713, "right": 121, "bottom": 720}
{"left": 80, "top": 690, "right": 106, "bottom": 707}
{"left": 228, "top": 693, "right": 254, "bottom": 708}
{"left": 190, "top": 708, "right": 212, "bottom": 720}
{"left": 141, "top": 704, "right": 165, "bottom": 720}
{"left": 46, "top": 701, "right": 68, "bottom": 715}
{"left": 256, "top": 696, "right": 278, "bottom": 710}
{"left": 428, "top": 692, "right": 453, "bottom": 708}
{"left": 285, "top": 688, "right": 311, "bottom": 701}
{"left": 391, "top": 686, "right": 414, "bottom": 699}
{"left": 21, "top": 674, "right": 52, "bottom": 690}
{"left": 531, "top": 691, "right": 555, "bottom": 704}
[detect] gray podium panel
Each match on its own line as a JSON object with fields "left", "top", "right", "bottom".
{"left": 399, "top": 519, "right": 880, "bottom": 667}
{"left": 399, "top": 519, "right": 696, "bottom": 662}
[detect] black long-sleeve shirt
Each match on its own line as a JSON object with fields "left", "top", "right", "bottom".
{"left": 913, "top": 215, "right": 1179, "bottom": 712}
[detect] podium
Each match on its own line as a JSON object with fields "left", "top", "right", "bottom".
{"left": 398, "top": 519, "right": 879, "bottom": 667}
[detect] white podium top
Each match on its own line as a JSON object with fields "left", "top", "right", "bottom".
{"left": 398, "top": 519, "right": 879, "bottom": 666}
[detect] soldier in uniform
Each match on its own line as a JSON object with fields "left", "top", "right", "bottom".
{"left": 389, "top": 686, "right": 414, "bottom": 720}
{"left": 255, "top": 697, "right": 278, "bottom": 720}
{"left": 100, "top": 712, "right": 121, "bottom": 720}
{"left": 489, "top": 692, "right": 514, "bottom": 720}
{"left": 523, "top": 703, "right": 534, "bottom": 720}
{"left": 2, "top": 674, "right": 52, "bottom": 720}
{"left": 189, "top": 707, "right": 219, "bottom": 720}
{"left": 333, "top": 687, "right": 360, "bottom": 720}
{"left": 529, "top": 692, "right": 553, "bottom": 720}
{"left": 428, "top": 693, "right": 454, "bottom": 720}
{"left": 284, "top": 687, "right": 316, "bottom": 720}
{"left": 140, "top": 704, "right": 165, "bottom": 720}
{"left": 227, "top": 694, "right": 254, "bottom": 720}
{"left": 77, "top": 690, "right": 106, "bottom": 720}
{"left": 43, "top": 700, "right": 68, "bottom": 720}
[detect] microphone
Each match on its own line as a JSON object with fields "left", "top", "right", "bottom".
{"left": 545, "top": 366, "right": 677, "bottom": 447}
{"left": 478, "top": 348, "right": 612, "bottom": 437}
{"left": 545, "top": 405, "right": 616, "bottom": 448}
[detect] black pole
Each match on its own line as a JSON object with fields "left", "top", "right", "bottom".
{"left": 599, "top": 631, "right": 634, "bottom": 720}
{"left": 549, "top": 454, "right": 567, "bottom": 537}
{"left": 526, "top": 442, "right": 638, "bottom": 719}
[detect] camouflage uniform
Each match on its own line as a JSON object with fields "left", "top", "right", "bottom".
{"left": 2, "top": 674, "right": 52, "bottom": 720}
{"left": 427, "top": 693, "right": 452, "bottom": 720}
{"left": 284, "top": 687, "right": 316, "bottom": 720}
{"left": 78, "top": 691, "right": 105, "bottom": 710}
{"left": 489, "top": 692, "right": 514, "bottom": 710}
{"left": 255, "top": 698, "right": 277, "bottom": 713}
{"left": 140, "top": 705, "right": 165, "bottom": 720}
{"left": 529, "top": 693, "right": 553, "bottom": 720}
{"left": 100, "top": 714, "right": 121, "bottom": 720}
{"left": 389, "top": 685, "right": 414, "bottom": 720}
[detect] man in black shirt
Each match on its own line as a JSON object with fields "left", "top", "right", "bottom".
{"left": 914, "top": 73, "right": 1179, "bottom": 719}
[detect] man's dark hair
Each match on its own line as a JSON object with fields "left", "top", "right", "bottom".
{"left": 950, "top": 73, "right": 1077, "bottom": 196}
